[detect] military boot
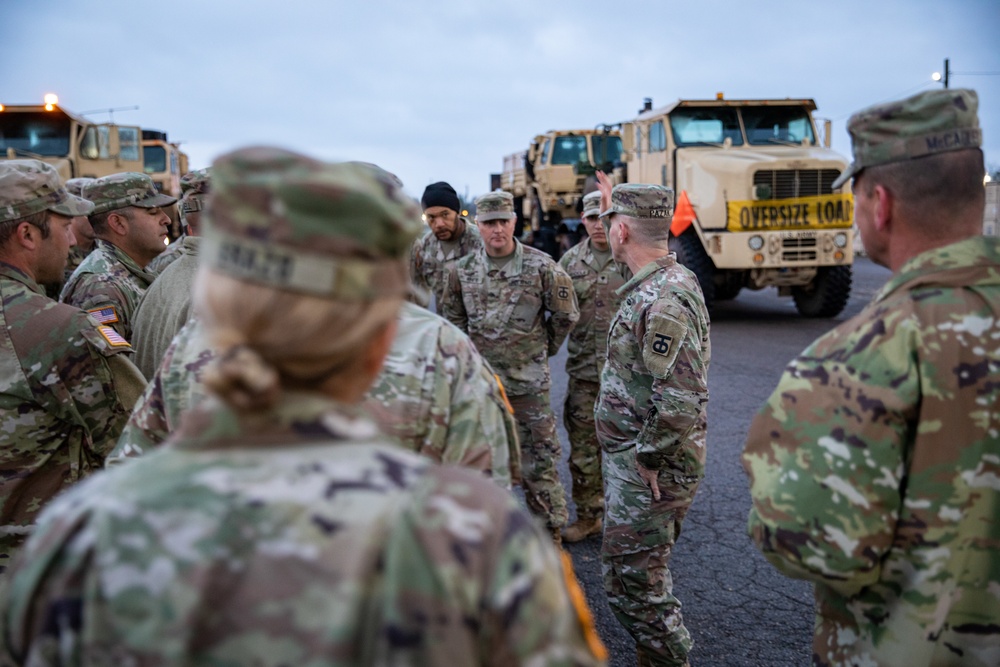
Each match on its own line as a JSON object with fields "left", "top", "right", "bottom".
{"left": 562, "top": 514, "right": 602, "bottom": 543}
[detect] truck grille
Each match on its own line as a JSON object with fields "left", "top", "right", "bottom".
{"left": 754, "top": 169, "right": 842, "bottom": 199}
{"left": 782, "top": 236, "right": 817, "bottom": 262}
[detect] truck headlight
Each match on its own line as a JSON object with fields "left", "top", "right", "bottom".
{"left": 834, "top": 232, "right": 848, "bottom": 248}
{"left": 748, "top": 235, "right": 764, "bottom": 251}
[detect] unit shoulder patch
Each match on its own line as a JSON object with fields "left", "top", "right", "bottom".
{"left": 642, "top": 311, "right": 687, "bottom": 378}
{"left": 550, "top": 272, "right": 576, "bottom": 312}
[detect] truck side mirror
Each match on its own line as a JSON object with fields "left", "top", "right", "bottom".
{"left": 823, "top": 120, "right": 832, "bottom": 148}
{"left": 80, "top": 126, "right": 99, "bottom": 160}
{"left": 622, "top": 124, "right": 635, "bottom": 155}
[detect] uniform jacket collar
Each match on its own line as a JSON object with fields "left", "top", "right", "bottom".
{"left": 874, "top": 236, "right": 1000, "bottom": 304}
{"left": 579, "top": 238, "right": 614, "bottom": 272}
{"left": 483, "top": 238, "right": 525, "bottom": 276}
{"left": 95, "top": 239, "right": 156, "bottom": 283}
{"left": 0, "top": 261, "right": 43, "bottom": 295}
{"left": 616, "top": 253, "right": 676, "bottom": 296}
{"left": 173, "top": 391, "right": 382, "bottom": 452}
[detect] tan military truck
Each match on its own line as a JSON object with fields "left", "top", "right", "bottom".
{"left": 615, "top": 96, "right": 854, "bottom": 317}
{"left": 143, "top": 130, "right": 190, "bottom": 238}
{"left": 498, "top": 128, "right": 622, "bottom": 257}
{"left": 142, "top": 130, "right": 189, "bottom": 198}
{"left": 0, "top": 95, "right": 144, "bottom": 180}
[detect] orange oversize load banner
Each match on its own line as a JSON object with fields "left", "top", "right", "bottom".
{"left": 726, "top": 193, "right": 854, "bottom": 233}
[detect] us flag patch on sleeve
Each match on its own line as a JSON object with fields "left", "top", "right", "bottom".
{"left": 97, "top": 326, "right": 130, "bottom": 348}
{"left": 88, "top": 306, "right": 119, "bottom": 324}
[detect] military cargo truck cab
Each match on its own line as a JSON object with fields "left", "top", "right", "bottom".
{"left": 0, "top": 96, "right": 143, "bottom": 181}
{"left": 499, "top": 128, "right": 622, "bottom": 258}
{"left": 617, "top": 97, "right": 854, "bottom": 317}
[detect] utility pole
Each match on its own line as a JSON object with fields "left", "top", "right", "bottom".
{"left": 944, "top": 58, "right": 950, "bottom": 89}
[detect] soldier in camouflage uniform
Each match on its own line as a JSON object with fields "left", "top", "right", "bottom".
{"left": 743, "top": 89, "right": 1000, "bottom": 667}
{"left": 111, "top": 302, "right": 520, "bottom": 488}
{"left": 410, "top": 181, "right": 482, "bottom": 309}
{"left": 559, "top": 190, "right": 629, "bottom": 542}
{"left": 63, "top": 177, "right": 96, "bottom": 277}
{"left": 43, "top": 177, "right": 97, "bottom": 299}
{"left": 0, "top": 160, "right": 146, "bottom": 573}
{"left": 366, "top": 301, "right": 520, "bottom": 486}
{"left": 132, "top": 168, "right": 211, "bottom": 378}
{"left": 594, "top": 181, "right": 710, "bottom": 667}
{"left": 144, "top": 175, "right": 197, "bottom": 276}
{"left": 1, "top": 148, "right": 606, "bottom": 666}
{"left": 60, "top": 172, "right": 176, "bottom": 342}
{"left": 442, "top": 191, "right": 579, "bottom": 543}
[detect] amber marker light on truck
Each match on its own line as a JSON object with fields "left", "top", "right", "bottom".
{"left": 44, "top": 93, "right": 58, "bottom": 111}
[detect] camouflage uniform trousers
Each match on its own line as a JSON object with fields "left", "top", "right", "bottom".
{"left": 507, "top": 391, "right": 568, "bottom": 530}
{"left": 563, "top": 376, "right": 603, "bottom": 521}
{"left": 602, "top": 447, "right": 699, "bottom": 667}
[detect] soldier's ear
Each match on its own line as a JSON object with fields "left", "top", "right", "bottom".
{"left": 618, "top": 220, "right": 629, "bottom": 245}
{"left": 106, "top": 211, "right": 130, "bottom": 237}
{"left": 15, "top": 221, "right": 40, "bottom": 250}
{"left": 872, "top": 184, "right": 894, "bottom": 233}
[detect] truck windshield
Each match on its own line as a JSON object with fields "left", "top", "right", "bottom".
{"left": 550, "top": 135, "right": 589, "bottom": 165}
{"left": 591, "top": 134, "right": 623, "bottom": 164}
{"left": 669, "top": 108, "right": 743, "bottom": 146}
{"left": 144, "top": 145, "right": 167, "bottom": 173}
{"left": 742, "top": 106, "right": 816, "bottom": 146}
{"left": 0, "top": 111, "right": 72, "bottom": 157}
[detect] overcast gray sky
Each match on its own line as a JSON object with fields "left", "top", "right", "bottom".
{"left": 3, "top": 0, "right": 998, "bottom": 199}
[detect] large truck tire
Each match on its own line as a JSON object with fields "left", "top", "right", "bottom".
{"left": 714, "top": 271, "right": 745, "bottom": 301}
{"left": 792, "top": 265, "right": 853, "bottom": 318}
{"left": 714, "top": 282, "right": 742, "bottom": 301}
{"left": 671, "top": 230, "right": 715, "bottom": 311}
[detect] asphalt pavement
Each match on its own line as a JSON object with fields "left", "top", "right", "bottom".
{"left": 547, "top": 258, "right": 893, "bottom": 667}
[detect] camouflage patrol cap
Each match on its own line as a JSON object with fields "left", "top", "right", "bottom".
{"left": 83, "top": 172, "right": 177, "bottom": 215}
{"left": 179, "top": 169, "right": 211, "bottom": 214}
{"left": 600, "top": 183, "right": 674, "bottom": 220}
{"left": 0, "top": 159, "right": 94, "bottom": 223}
{"left": 582, "top": 190, "right": 602, "bottom": 218}
{"left": 475, "top": 191, "right": 516, "bottom": 222}
{"left": 64, "top": 177, "right": 96, "bottom": 198}
{"left": 831, "top": 88, "right": 982, "bottom": 189}
{"left": 201, "top": 146, "right": 422, "bottom": 300}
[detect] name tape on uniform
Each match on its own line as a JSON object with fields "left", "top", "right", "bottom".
{"left": 202, "top": 235, "right": 338, "bottom": 295}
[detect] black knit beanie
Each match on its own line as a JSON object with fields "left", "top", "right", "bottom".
{"left": 421, "top": 181, "right": 461, "bottom": 212}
